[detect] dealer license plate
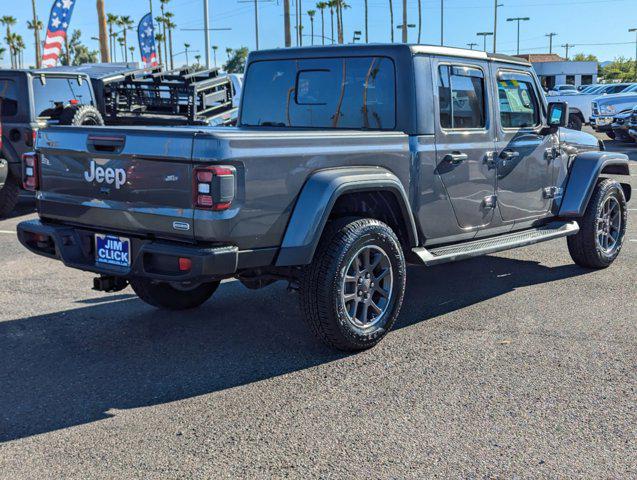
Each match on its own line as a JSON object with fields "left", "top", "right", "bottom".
{"left": 95, "top": 234, "right": 131, "bottom": 267}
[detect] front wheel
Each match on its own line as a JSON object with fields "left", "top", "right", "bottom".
{"left": 130, "top": 279, "right": 220, "bottom": 310}
{"left": 299, "top": 218, "right": 407, "bottom": 351}
{"left": 567, "top": 179, "right": 627, "bottom": 269}
{"left": 0, "top": 172, "right": 20, "bottom": 218}
{"left": 567, "top": 113, "right": 583, "bottom": 131}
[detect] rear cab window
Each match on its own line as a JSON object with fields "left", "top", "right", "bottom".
{"left": 31, "top": 76, "right": 94, "bottom": 119}
{"left": 496, "top": 70, "right": 542, "bottom": 129}
{"left": 240, "top": 56, "right": 396, "bottom": 130}
{"left": 0, "top": 79, "right": 19, "bottom": 118}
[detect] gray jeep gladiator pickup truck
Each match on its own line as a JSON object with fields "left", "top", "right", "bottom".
{"left": 18, "top": 45, "right": 632, "bottom": 351}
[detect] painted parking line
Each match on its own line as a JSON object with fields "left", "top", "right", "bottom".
{"left": 0, "top": 230, "right": 16, "bottom": 235}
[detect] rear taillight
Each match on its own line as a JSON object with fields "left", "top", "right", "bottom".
{"left": 193, "top": 165, "right": 235, "bottom": 211}
{"left": 22, "top": 152, "right": 39, "bottom": 191}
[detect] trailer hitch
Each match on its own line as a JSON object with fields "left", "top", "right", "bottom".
{"left": 93, "top": 275, "right": 129, "bottom": 293}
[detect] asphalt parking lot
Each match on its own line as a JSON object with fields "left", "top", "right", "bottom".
{"left": 0, "top": 129, "right": 635, "bottom": 479}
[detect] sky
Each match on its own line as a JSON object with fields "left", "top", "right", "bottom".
{"left": 1, "top": 0, "right": 637, "bottom": 69}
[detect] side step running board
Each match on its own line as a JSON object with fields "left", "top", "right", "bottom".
{"left": 412, "top": 221, "right": 579, "bottom": 266}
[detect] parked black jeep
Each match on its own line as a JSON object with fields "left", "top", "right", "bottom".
{"left": 0, "top": 69, "right": 103, "bottom": 217}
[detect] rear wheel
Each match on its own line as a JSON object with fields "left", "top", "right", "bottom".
{"left": 567, "top": 179, "right": 627, "bottom": 269}
{"left": 299, "top": 218, "right": 406, "bottom": 351}
{"left": 0, "top": 172, "right": 20, "bottom": 218}
{"left": 130, "top": 279, "right": 220, "bottom": 310}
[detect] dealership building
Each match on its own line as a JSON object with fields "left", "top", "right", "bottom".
{"left": 515, "top": 54, "right": 598, "bottom": 90}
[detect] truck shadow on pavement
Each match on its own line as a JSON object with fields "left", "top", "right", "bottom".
{"left": 0, "top": 255, "right": 590, "bottom": 442}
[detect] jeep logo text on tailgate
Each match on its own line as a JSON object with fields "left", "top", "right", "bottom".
{"left": 84, "top": 160, "right": 127, "bottom": 189}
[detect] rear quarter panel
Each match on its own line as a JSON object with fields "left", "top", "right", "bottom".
{"left": 192, "top": 129, "right": 412, "bottom": 250}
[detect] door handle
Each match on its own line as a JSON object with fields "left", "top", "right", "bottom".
{"left": 499, "top": 150, "right": 520, "bottom": 160}
{"left": 443, "top": 152, "right": 468, "bottom": 165}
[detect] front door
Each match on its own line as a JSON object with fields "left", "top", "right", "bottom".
{"left": 494, "top": 68, "right": 555, "bottom": 222}
{"left": 434, "top": 60, "right": 497, "bottom": 231}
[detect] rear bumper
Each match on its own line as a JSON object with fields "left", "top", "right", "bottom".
{"left": 17, "top": 219, "right": 241, "bottom": 282}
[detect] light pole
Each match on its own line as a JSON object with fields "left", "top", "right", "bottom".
{"left": 397, "top": 23, "right": 416, "bottom": 43}
{"left": 402, "top": 0, "right": 408, "bottom": 43}
{"left": 467, "top": 42, "right": 478, "bottom": 50}
{"left": 477, "top": 32, "right": 493, "bottom": 52}
{"left": 630, "top": 28, "right": 637, "bottom": 80}
{"left": 546, "top": 32, "right": 557, "bottom": 54}
{"left": 203, "top": 0, "right": 211, "bottom": 68}
{"left": 440, "top": 0, "right": 444, "bottom": 46}
{"left": 493, "top": 1, "right": 503, "bottom": 53}
{"left": 507, "top": 17, "right": 530, "bottom": 55}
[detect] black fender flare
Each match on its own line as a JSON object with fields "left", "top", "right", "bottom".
{"left": 559, "top": 152, "right": 631, "bottom": 217}
{"left": 275, "top": 166, "right": 418, "bottom": 267}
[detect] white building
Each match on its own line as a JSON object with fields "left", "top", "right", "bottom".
{"left": 515, "top": 54, "right": 598, "bottom": 90}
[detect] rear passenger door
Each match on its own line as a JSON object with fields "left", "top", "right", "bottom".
{"left": 494, "top": 68, "right": 554, "bottom": 221}
{"left": 433, "top": 59, "right": 497, "bottom": 230}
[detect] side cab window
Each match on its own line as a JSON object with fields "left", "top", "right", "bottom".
{"left": 438, "top": 64, "right": 487, "bottom": 130}
{"left": 496, "top": 70, "right": 543, "bottom": 129}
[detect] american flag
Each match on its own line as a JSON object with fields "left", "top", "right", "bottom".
{"left": 41, "top": 0, "right": 77, "bottom": 68}
{"left": 138, "top": 13, "right": 158, "bottom": 68}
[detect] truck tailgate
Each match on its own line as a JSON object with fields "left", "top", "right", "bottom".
{"left": 36, "top": 127, "right": 197, "bottom": 241}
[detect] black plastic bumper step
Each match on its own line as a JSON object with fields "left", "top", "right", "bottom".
{"left": 412, "top": 221, "right": 579, "bottom": 266}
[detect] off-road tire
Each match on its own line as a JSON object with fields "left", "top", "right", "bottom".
{"left": 130, "top": 279, "right": 220, "bottom": 310}
{"left": 0, "top": 172, "right": 20, "bottom": 218}
{"left": 567, "top": 113, "right": 583, "bottom": 131}
{"left": 567, "top": 179, "right": 627, "bottom": 269}
{"left": 58, "top": 104, "right": 104, "bottom": 126}
{"left": 299, "top": 218, "right": 406, "bottom": 351}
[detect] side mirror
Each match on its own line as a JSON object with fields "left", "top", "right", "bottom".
{"left": 547, "top": 101, "right": 569, "bottom": 129}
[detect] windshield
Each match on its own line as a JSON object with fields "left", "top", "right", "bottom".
{"left": 240, "top": 56, "right": 397, "bottom": 130}
{"left": 621, "top": 84, "right": 637, "bottom": 93}
{"left": 31, "top": 76, "right": 94, "bottom": 118}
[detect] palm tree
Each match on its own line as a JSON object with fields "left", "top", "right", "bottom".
{"left": 96, "top": 0, "right": 109, "bottom": 62}
{"left": 159, "top": 0, "right": 171, "bottom": 67}
{"left": 27, "top": 19, "right": 43, "bottom": 66}
{"left": 30, "top": 0, "right": 42, "bottom": 67}
{"left": 0, "top": 16, "right": 17, "bottom": 68}
{"left": 212, "top": 45, "right": 218, "bottom": 67}
{"left": 297, "top": 0, "right": 303, "bottom": 46}
{"left": 5, "top": 32, "right": 18, "bottom": 69}
{"left": 155, "top": 32, "right": 165, "bottom": 65}
{"left": 316, "top": 2, "right": 327, "bottom": 45}
{"left": 307, "top": 10, "right": 316, "bottom": 45}
{"left": 327, "top": 1, "right": 335, "bottom": 45}
{"left": 388, "top": 0, "right": 394, "bottom": 43}
{"left": 417, "top": 0, "right": 422, "bottom": 43}
{"left": 129, "top": 45, "right": 135, "bottom": 62}
{"left": 117, "top": 16, "right": 134, "bottom": 62}
{"left": 164, "top": 11, "right": 175, "bottom": 70}
{"left": 106, "top": 14, "right": 118, "bottom": 61}
{"left": 194, "top": 54, "right": 201, "bottom": 67}
{"left": 117, "top": 36, "right": 125, "bottom": 62}
{"left": 15, "top": 35, "right": 25, "bottom": 68}
{"left": 283, "top": 0, "right": 291, "bottom": 47}
{"left": 336, "top": 1, "right": 349, "bottom": 44}
{"left": 184, "top": 42, "right": 191, "bottom": 66}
